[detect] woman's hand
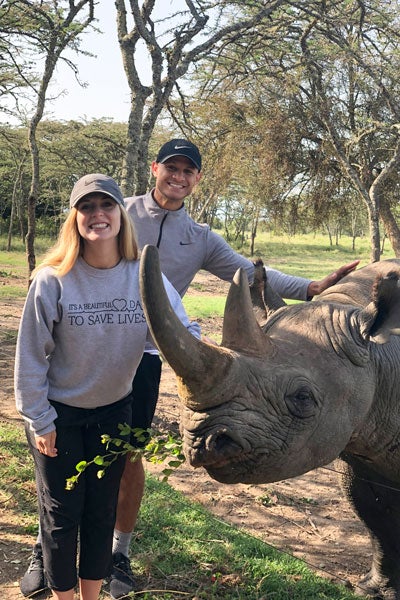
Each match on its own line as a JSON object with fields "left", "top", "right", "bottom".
{"left": 35, "top": 431, "right": 58, "bottom": 457}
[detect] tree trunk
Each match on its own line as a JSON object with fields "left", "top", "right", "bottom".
{"left": 325, "top": 223, "right": 333, "bottom": 246}
{"left": 26, "top": 111, "right": 42, "bottom": 274}
{"left": 121, "top": 99, "right": 146, "bottom": 196}
{"left": 7, "top": 195, "right": 15, "bottom": 252}
{"left": 379, "top": 196, "right": 400, "bottom": 258}
{"left": 25, "top": 192, "right": 37, "bottom": 274}
{"left": 367, "top": 204, "right": 381, "bottom": 263}
{"left": 250, "top": 208, "right": 260, "bottom": 257}
{"left": 8, "top": 156, "right": 27, "bottom": 251}
{"left": 381, "top": 234, "right": 386, "bottom": 254}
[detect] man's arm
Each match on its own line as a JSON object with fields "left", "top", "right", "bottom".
{"left": 204, "top": 228, "right": 360, "bottom": 301}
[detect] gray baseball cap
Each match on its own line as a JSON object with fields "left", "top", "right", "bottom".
{"left": 69, "top": 174, "right": 124, "bottom": 208}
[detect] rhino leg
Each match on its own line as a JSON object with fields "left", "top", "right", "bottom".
{"left": 340, "top": 452, "right": 400, "bottom": 600}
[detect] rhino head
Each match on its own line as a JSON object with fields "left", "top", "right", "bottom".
{"left": 139, "top": 245, "right": 400, "bottom": 485}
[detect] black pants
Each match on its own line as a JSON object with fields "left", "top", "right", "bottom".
{"left": 26, "top": 395, "right": 132, "bottom": 592}
{"left": 130, "top": 353, "right": 162, "bottom": 447}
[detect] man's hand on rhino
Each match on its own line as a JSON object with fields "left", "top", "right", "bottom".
{"left": 307, "top": 260, "right": 360, "bottom": 298}
{"left": 202, "top": 335, "right": 218, "bottom": 346}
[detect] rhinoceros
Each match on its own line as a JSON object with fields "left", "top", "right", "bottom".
{"left": 139, "top": 244, "right": 400, "bottom": 599}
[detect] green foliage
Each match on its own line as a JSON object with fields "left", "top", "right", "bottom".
{"left": 65, "top": 425, "right": 186, "bottom": 491}
{"left": 0, "top": 120, "right": 128, "bottom": 245}
{"left": 184, "top": 0, "right": 400, "bottom": 261}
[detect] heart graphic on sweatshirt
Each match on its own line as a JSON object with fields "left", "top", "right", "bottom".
{"left": 112, "top": 298, "right": 127, "bottom": 311}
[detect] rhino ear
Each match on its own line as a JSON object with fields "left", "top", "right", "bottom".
{"left": 250, "top": 259, "right": 287, "bottom": 325}
{"left": 359, "top": 271, "right": 400, "bottom": 343}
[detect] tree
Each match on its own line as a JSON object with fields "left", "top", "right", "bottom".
{"left": 2, "top": 0, "right": 95, "bottom": 272}
{"left": 186, "top": 0, "right": 400, "bottom": 261}
{"left": 0, "top": 0, "right": 32, "bottom": 117}
{"left": 167, "top": 89, "right": 318, "bottom": 239}
{"left": 0, "top": 124, "right": 29, "bottom": 245}
{"left": 114, "top": 0, "right": 289, "bottom": 195}
{"left": 296, "top": 3, "right": 400, "bottom": 261}
{"left": 1, "top": 118, "right": 129, "bottom": 243}
{"left": 38, "top": 118, "right": 128, "bottom": 224}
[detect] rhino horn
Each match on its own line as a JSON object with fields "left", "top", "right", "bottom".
{"left": 222, "top": 267, "right": 274, "bottom": 357}
{"left": 139, "top": 245, "right": 237, "bottom": 410}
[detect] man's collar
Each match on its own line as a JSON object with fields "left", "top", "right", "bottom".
{"left": 150, "top": 188, "right": 184, "bottom": 211}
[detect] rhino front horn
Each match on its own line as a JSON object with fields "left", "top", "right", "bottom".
{"left": 139, "top": 245, "right": 237, "bottom": 410}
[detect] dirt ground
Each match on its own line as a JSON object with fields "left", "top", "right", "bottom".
{"left": 0, "top": 271, "right": 371, "bottom": 599}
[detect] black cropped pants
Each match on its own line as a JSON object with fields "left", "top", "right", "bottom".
{"left": 26, "top": 395, "right": 132, "bottom": 592}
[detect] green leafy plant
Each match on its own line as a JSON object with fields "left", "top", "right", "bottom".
{"left": 65, "top": 424, "right": 185, "bottom": 491}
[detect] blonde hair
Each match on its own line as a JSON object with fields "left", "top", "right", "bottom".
{"left": 32, "top": 204, "right": 138, "bottom": 279}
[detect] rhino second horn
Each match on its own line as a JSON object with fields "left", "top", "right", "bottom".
{"left": 222, "top": 267, "right": 274, "bottom": 357}
{"left": 139, "top": 244, "right": 236, "bottom": 410}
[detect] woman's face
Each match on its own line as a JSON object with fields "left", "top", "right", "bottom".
{"left": 75, "top": 194, "right": 121, "bottom": 244}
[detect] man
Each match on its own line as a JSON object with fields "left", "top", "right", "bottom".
{"left": 21, "top": 139, "right": 359, "bottom": 599}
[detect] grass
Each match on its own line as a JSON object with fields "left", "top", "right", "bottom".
{"left": 0, "top": 235, "right": 50, "bottom": 298}
{"left": 0, "top": 421, "right": 39, "bottom": 536}
{"left": 183, "top": 294, "right": 226, "bottom": 318}
{"left": 0, "top": 420, "right": 364, "bottom": 599}
{"left": 229, "top": 230, "right": 394, "bottom": 279}
{"left": 1, "top": 231, "right": 394, "bottom": 301}
{"left": 133, "top": 475, "right": 364, "bottom": 599}
{"left": 0, "top": 285, "right": 28, "bottom": 300}
{"left": 181, "top": 231, "right": 396, "bottom": 317}
{"left": 2, "top": 231, "right": 396, "bottom": 327}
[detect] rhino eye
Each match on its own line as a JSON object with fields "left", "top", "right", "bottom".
{"left": 285, "top": 387, "right": 316, "bottom": 419}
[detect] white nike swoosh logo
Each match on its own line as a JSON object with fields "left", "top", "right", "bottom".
{"left": 174, "top": 145, "right": 191, "bottom": 149}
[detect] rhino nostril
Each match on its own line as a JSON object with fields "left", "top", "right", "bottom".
{"left": 215, "top": 432, "right": 236, "bottom": 452}
{"left": 188, "top": 429, "right": 244, "bottom": 469}
{"left": 205, "top": 429, "right": 242, "bottom": 455}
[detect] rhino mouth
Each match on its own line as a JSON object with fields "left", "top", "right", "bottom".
{"left": 205, "top": 463, "right": 254, "bottom": 484}
{"left": 204, "top": 452, "right": 276, "bottom": 485}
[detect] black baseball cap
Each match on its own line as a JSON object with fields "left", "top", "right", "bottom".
{"left": 156, "top": 138, "right": 202, "bottom": 171}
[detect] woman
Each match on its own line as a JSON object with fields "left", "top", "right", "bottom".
{"left": 14, "top": 173, "right": 200, "bottom": 600}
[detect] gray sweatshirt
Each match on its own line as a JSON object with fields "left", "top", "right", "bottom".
{"left": 125, "top": 191, "right": 311, "bottom": 300}
{"left": 14, "top": 258, "right": 200, "bottom": 436}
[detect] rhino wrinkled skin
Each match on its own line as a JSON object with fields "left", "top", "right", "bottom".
{"left": 139, "top": 246, "right": 400, "bottom": 599}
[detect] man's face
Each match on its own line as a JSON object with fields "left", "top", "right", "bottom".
{"left": 151, "top": 156, "right": 201, "bottom": 209}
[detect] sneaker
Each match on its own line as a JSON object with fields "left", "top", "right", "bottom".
{"left": 20, "top": 543, "right": 49, "bottom": 598}
{"left": 109, "top": 552, "right": 136, "bottom": 599}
